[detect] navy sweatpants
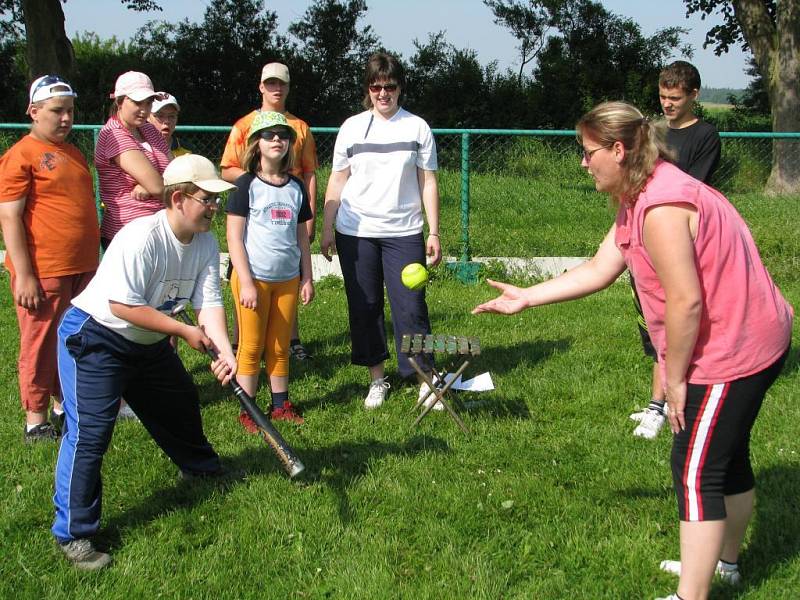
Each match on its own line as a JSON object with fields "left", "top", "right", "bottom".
{"left": 335, "top": 231, "right": 434, "bottom": 378}
{"left": 52, "top": 307, "right": 220, "bottom": 543}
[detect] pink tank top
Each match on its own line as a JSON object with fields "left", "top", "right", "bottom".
{"left": 615, "top": 160, "right": 792, "bottom": 384}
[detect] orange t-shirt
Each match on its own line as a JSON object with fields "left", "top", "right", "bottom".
{"left": 220, "top": 110, "right": 318, "bottom": 178}
{"left": 0, "top": 134, "right": 100, "bottom": 278}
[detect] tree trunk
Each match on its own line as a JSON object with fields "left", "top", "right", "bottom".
{"left": 21, "top": 0, "right": 73, "bottom": 81}
{"left": 733, "top": 0, "right": 800, "bottom": 195}
{"left": 764, "top": 1, "right": 800, "bottom": 195}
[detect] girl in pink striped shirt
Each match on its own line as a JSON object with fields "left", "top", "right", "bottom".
{"left": 95, "top": 71, "right": 170, "bottom": 248}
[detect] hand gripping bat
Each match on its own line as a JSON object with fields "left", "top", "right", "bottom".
{"left": 171, "top": 302, "right": 305, "bottom": 478}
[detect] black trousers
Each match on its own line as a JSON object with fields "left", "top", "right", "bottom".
{"left": 336, "top": 231, "right": 433, "bottom": 379}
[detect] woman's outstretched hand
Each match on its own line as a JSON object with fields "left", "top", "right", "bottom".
{"left": 472, "top": 279, "right": 529, "bottom": 315}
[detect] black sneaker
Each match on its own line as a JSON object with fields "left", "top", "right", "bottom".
{"left": 59, "top": 538, "right": 112, "bottom": 570}
{"left": 24, "top": 422, "right": 60, "bottom": 443}
{"left": 289, "top": 340, "right": 313, "bottom": 360}
{"left": 50, "top": 410, "right": 66, "bottom": 435}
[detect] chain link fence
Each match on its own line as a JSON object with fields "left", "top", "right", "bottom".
{"left": 2, "top": 123, "right": 798, "bottom": 259}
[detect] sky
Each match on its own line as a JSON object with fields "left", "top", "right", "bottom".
{"left": 61, "top": 0, "right": 751, "bottom": 89}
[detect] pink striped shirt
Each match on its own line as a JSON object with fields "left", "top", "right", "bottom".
{"left": 95, "top": 117, "right": 170, "bottom": 240}
{"left": 615, "top": 161, "right": 793, "bottom": 384}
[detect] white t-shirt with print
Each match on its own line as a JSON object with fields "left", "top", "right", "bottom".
{"left": 72, "top": 210, "right": 223, "bottom": 344}
{"left": 332, "top": 108, "right": 437, "bottom": 238}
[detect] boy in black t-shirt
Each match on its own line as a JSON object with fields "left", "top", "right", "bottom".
{"left": 629, "top": 61, "right": 722, "bottom": 440}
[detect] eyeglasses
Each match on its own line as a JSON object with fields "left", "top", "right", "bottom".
{"left": 259, "top": 129, "right": 292, "bottom": 141}
{"left": 183, "top": 192, "right": 221, "bottom": 208}
{"left": 368, "top": 83, "right": 398, "bottom": 93}
{"left": 581, "top": 145, "right": 611, "bottom": 162}
{"left": 152, "top": 112, "right": 178, "bottom": 122}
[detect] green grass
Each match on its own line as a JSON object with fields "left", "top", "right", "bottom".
{"left": 1, "top": 254, "right": 799, "bottom": 597}
{"left": 1, "top": 165, "right": 799, "bottom": 597}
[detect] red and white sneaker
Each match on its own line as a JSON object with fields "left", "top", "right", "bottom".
{"left": 271, "top": 401, "right": 304, "bottom": 424}
{"left": 238, "top": 410, "right": 258, "bottom": 434}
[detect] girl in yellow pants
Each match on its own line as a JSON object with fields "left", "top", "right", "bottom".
{"left": 226, "top": 111, "right": 314, "bottom": 426}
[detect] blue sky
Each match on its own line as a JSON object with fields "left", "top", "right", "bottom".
{"left": 62, "top": 0, "right": 751, "bottom": 89}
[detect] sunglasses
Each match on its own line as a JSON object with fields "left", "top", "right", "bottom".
{"left": 259, "top": 129, "right": 292, "bottom": 141}
{"left": 368, "top": 83, "right": 398, "bottom": 93}
{"left": 33, "top": 75, "right": 67, "bottom": 92}
{"left": 183, "top": 192, "right": 221, "bottom": 208}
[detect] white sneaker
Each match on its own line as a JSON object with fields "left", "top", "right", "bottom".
{"left": 418, "top": 382, "right": 444, "bottom": 411}
{"left": 629, "top": 403, "right": 666, "bottom": 422}
{"left": 364, "top": 377, "right": 390, "bottom": 409}
{"left": 655, "top": 595, "right": 680, "bottom": 600}
{"left": 632, "top": 407, "right": 665, "bottom": 439}
{"left": 659, "top": 559, "right": 742, "bottom": 586}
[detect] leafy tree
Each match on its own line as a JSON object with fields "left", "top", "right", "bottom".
{"left": 405, "top": 31, "right": 527, "bottom": 128}
{"left": 483, "top": 0, "right": 559, "bottom": 84}
{"left": 530, "top": 0, "right": 687, "bottom": 127}
{"left": 0, "top": 0, "right": 25, "bottom": 119}
{"left": 71, "top": 33, "right": 144, "bottom": 123}
{"left": 736, "top": 57, "right": 768, "bottom": 113}
{"left": 132, "top": 0, "right": 290, "bottom": 125}
{"left": 684, "top": 0, "right": 800, "bottom": 194}
{"left": 287, "top": 0, "right": 380, "bottom": 125}
{"left": 4, "top": 0, "right": 161, "bottom": 79}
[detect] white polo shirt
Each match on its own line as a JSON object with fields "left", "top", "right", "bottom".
{"left": 332, "top": 108, "right": 437, "bottom": 238}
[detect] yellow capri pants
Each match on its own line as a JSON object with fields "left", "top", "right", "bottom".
{"left": 231, "top": 271, "right": 299, "bottom": 377}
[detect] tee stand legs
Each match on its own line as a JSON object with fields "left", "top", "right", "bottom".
{"left": 408, "top": 356, "right": 471, "bottom": 434}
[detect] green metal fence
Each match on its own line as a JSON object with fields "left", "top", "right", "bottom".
{"left": 2, "top": 123, "right": 798, "bottom": 264}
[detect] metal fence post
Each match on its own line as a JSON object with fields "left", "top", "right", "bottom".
{"left": 460, "top": 131, "right": 471, "bottom": 262}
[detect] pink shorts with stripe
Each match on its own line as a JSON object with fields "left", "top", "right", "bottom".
{"left": 670, "top": 348, "right": 789, "bottom": 521}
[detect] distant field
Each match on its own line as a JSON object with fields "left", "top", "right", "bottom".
{"left": 701, "top": 102, "right": 733, "bottom": 110}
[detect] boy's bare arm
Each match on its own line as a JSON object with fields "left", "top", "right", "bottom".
{"left": 0, "top": 198, "right": 44, "bottom": 309}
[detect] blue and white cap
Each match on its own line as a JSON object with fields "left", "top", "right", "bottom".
{"left": 29, "top": 75, "right": 77, "bottom": 104}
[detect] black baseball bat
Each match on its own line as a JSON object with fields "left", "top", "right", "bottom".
{"left": 172, "top": 305, "right": 305, "bottom": 478}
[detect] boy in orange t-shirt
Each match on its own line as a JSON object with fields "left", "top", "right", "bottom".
{"left": 0, "top": 75, "right": 100, "bottom": 442}
{"left": 220, "top": 63, "right": 318, "bottom": 361}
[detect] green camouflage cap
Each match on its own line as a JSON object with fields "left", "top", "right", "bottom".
{"left": 248, "top": 110, "right": 296, "bottom": 141}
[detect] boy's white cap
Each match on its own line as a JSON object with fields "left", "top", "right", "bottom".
{"left": 110, "top": 71, "right": 163, "bottom": 102}
{"left": 152, "top": 93, "right": 180, "bottom": 114}
{"left": 29, "top": 75, "right": 77, "bottom": 104}
{"left": 163, "top": 155, "right": 236, "bottom": 193}
{"left": 261, "top": 62, "right": 290, "bottom": 83}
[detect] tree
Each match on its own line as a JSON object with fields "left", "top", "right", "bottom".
{"left": 0, "top": 0, "right": 25, "bottom": 119}
{"left": 405, "top": 31, "right": 526, "bottom": 128}
{"left": 288, "top": 0, "right": 380, "bottom": 125}
{"left": 6, "top": 0, "right": 161, "bottom": 79}
{"left": 684, "top": 0, "right": 800, "bottom": 194}
{"left": 529, "top": 0, "right": 688, "bottom": 127}
{"left": 133, "top": 0, "right": 289, "bottom": 125}
{"left": 71, "top": 33, "right": 144, "bottom": 123}
{"left": 483, "top": 0, "right": 559, "bottom": 84}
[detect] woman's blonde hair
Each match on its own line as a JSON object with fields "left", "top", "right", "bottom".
{"left": 241, "top": 130, "right": 295, "bottom": 176}
{"left": 576, "top": 101, "right": 674, "bottom": 203}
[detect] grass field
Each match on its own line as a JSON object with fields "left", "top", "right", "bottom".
{"left": 1, "top": 181, "right": 798, "bottom": 599}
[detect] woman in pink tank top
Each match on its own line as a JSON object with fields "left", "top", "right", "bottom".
{"left": 473, "top": 101, "right": 792, "bottom": 600}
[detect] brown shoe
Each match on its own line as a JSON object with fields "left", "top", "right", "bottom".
{"left": 59, "top": 538, "right": 112, "bottom": 571}
{"left": 270, "top": 401, "right": 304, "bottom": 424}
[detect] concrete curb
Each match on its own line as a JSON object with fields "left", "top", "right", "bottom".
{"left": 219, "top": 253, "right": 587, "bottom": 281}
{"left": 0, "top": 250, "right": 588, "bottom": 281}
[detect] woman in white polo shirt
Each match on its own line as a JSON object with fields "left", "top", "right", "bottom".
{"left": 321, "top": 52, "right": 442, "bottom": 409}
